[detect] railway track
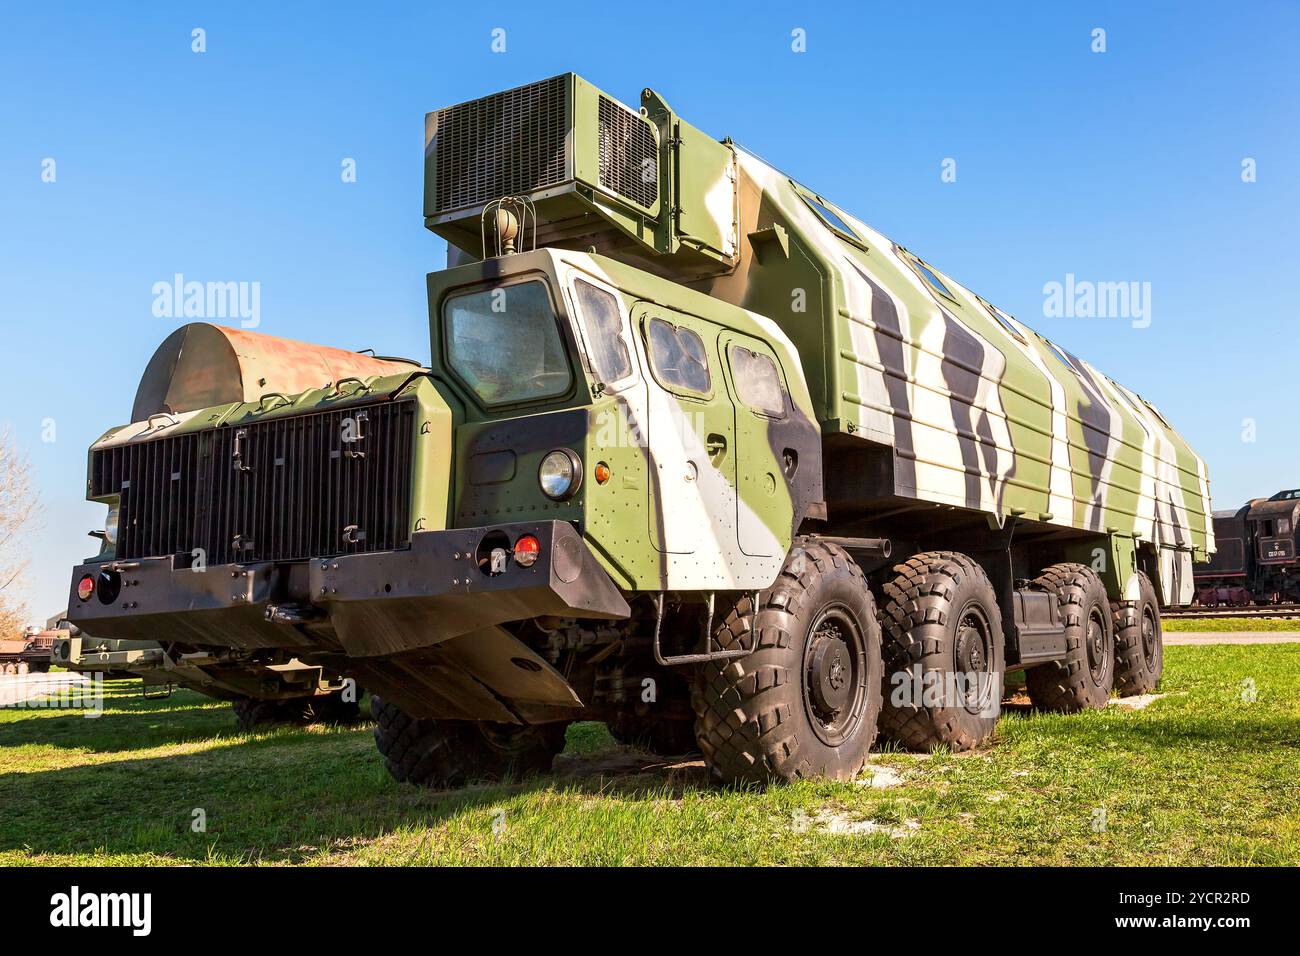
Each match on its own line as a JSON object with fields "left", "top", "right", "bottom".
{"left": 1163, "top": 604, "right": 1300, "bottom": 621}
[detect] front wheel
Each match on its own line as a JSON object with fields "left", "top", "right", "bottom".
{"left": 371, "top": 695, "right": 569, "bottom": 788}
{"left": 692, "top": 539, "right": 883, "bottom": 785}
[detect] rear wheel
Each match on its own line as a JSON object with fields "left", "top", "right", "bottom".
{"left": 371, "top": 695, "right": 568, "bottom": 788}
{"left": 1026, "top": 563, "right": 1114, "bottom": 711}
{"left": 692, "top": 539, "right": 883, "bottom": 785}
{"left": 1113, "top": 571, "right": 1163, "bottom": 696}
{"left": 878, "top": 551, "right": 1005, "bottom": 752}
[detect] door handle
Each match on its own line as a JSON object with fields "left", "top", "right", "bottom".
{"left": 706, "top": 433, "right": 727, "bottom": 463}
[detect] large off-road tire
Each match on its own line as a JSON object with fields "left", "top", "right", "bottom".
{"left": 371, "top": 695, "right": 568, "bottom": 788}
{"left": 1113, "top": 571, "right": 1163, "bottom": 696}
{"left": 232, "top": 687, "right": 363, "bottom": 731}
{"left": 232, "top": 697, "right": 294, "bottom": 731}
{"left": 306, "top": 686, "right": 364, "bottom": 724}
{"left": 878, "top": 551, "right": 1005, "bottom": 752}
{"left": 1025, "top": 563, "right": 1115, "bottom": 711}
{"left": 607, "top": 713, "right": 699, "bottom": 756}
{"left": 692, "top": 539, "right": 883, "bottom": 785}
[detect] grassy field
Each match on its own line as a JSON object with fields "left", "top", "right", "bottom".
{"left": 1, "top": 644, "right": 1297, "bottom": 866}
{"left": 1164, "top": 616, "right": 1300, "bottom": 632}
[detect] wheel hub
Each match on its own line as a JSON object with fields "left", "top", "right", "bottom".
{"left": 954, "top": 606, "right": 995, "bottom": 713}
{"left": 956, "top": 626, "right": 986, "bottom": 673}
{"left": 808, "top": 630, "right": 852, "bottom": 715}
{"left": 1141, "top": 610, "right": 1157, "bottom": 664}
{"left": 1086, "top": 610, "right": 1107, "bottom": 681}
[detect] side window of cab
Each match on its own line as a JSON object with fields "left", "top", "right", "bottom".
{"left": 571, "top": 279, "right": 634, "bottom": 388}
{"left": 644, "top": 317, "right": 712, "bottom": 397}
{"left": 728, "top": 345, "right": 787, "bottom": 418}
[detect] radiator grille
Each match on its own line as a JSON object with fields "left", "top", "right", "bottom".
{"left": 598, "top": 95, "right": 658, "bottom": 208}
{"left": 430, "top": 75, "right": 569, "bottom": 215}
{"left": 91, "top": 401, "right": 416, "bottom": 565}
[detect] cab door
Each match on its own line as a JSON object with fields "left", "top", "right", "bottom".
{"left": 631, "top": 303, "right": 736, "bottom": 562}
{"left": 722, "top": 332, "right": 793, "bottom": 558}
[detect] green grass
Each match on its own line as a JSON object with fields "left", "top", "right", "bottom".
{"left": 1164, "top": 616, "right": 1300, "bottom": 632}
{"left": 2, "top": 645, "right": 1297, "bottom": 866}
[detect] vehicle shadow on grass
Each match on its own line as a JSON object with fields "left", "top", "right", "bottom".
{"left": 0, "top": 723, "right": 718, "bottom": 864}
{"left": 0, "top": 691, "right": 239, "bottom": 754}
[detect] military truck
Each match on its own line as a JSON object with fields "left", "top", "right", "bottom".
{"left": 67, "top": 75, "right": 1212, "bottom": 786}
{"left": 0, "top": 628, "right": 54, "bottom": 675}
{"left": 49, "top": 621, "right": 362, "bottom": 729}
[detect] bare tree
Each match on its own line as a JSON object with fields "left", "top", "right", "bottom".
{"left": 0, "top": 426, "right": 42, "bottom": 638}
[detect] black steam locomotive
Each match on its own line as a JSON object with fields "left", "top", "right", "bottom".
{"left": 1193, "top": 489, "right": 1300, "bottom": 606}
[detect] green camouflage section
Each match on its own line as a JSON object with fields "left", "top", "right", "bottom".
{"left": 698, "top": 149, "right": 1211, "bottom": 602}
{"left": 418, "top": 73, "right": 1211, "bottom": 605}
{"left": 426, "top": 248, "right": 818, "bottom": 591}
{"left": 78, "top": 73, "right": 1211, "bottom": 616}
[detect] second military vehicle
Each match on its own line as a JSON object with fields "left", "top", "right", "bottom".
{"left": 50, "top": 624, "right": 362, "bottom": 729}
{"left": 68, "top": 75, "right": 1212, "bottom": 785}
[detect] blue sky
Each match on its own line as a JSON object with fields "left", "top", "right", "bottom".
{"left": 1, "top": 1, "right": 1296, "bottom": 622}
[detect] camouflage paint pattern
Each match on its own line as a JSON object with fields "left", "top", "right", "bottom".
{"left": 418, "top": 74, "right": 1211, "bottom": 604}
{"left": 698, "top": 148, "right": 1211, "bottom": 601}
{"left": 76, "top": 73, "right": 1212, "bottom": 623}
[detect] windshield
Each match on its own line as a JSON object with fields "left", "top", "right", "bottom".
{"left": 444, "top": 280, "right": 573, "bottom": 405}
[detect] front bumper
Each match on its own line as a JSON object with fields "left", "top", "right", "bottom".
{"left": 66, "top": 520, "right": 630, "bottom": 659}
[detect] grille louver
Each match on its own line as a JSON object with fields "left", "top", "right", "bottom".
{"left": 429, "top": 75, "right": 569, "bottom": 215}
{"left": 92, "top": 401, "right": 416, "bottom": 566}
{"left": 597, "top": 95, "right": 658, "bottom": 209}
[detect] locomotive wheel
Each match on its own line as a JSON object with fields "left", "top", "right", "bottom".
{"left": 1113, "top": 571, "right": 1163, "bottom": 696}
{"left": 878, "top": 551, "right": 1005, "bottom": 752}
{"left": 371, "top": 695, "right": 568, "bottom": 788}
{"left": 1026, "top": 563, "right": 1115, "bottom": 712}
{"left": 691, "top": 538, "right": 883, "bottom": 785}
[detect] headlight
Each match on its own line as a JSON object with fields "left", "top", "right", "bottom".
{"left": 539, "top": 449, "right": 582, "bottom": 500}
{"left": 104, "top": 504, "right": 120, "bottom": 547}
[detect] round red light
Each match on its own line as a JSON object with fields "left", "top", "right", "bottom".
{"left": 513, "top": 534, "right": 541, "bottom": 567}
{"left": 77, "top": 575, "right": 95, "bottom": 602}
{"left": 594, "top": 462, "right": 611, "bottom": 485}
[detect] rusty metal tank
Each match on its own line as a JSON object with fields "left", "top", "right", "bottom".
{"left": 131, "top": 323, "right": 422, "bottom": 423}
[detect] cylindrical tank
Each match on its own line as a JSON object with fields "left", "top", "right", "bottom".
{"left": 131, "top": 323, "right": 422, "bottom": 422}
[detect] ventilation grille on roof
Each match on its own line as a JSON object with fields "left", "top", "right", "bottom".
{"left": 598, "top": 95, "right": 658, "bottom": 209}
{"left": 430, "top": 75, "right": 569, "bottom": 215}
